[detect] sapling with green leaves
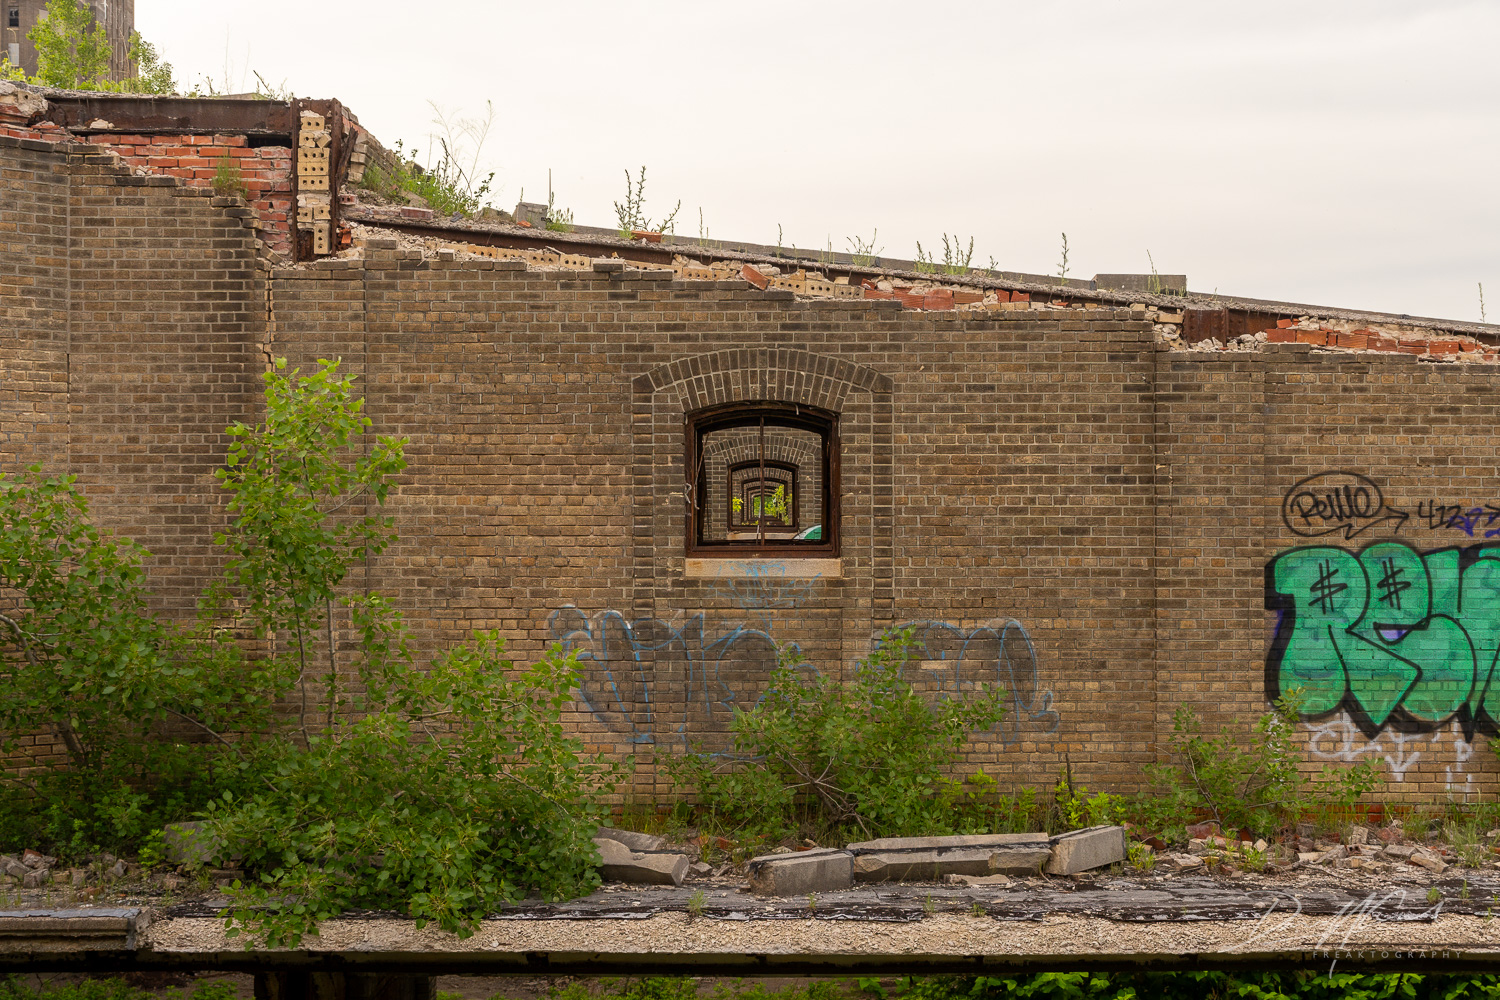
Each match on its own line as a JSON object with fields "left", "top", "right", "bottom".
{"left": 210, "top": 357, "right": 406, "bottom": 736}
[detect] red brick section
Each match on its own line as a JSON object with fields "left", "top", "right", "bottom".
{"left": 82, "top": 133, "right": 295, "bottom": 258}
{"left": 1265, "top": 325, "right": 1497, "bottom": 360}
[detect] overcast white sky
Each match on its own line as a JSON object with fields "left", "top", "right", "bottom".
{"left": 137, "top": 1, "right": 1498, "bottom": 322}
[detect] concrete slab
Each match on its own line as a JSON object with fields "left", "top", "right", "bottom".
{"left": 1045, "top": 826, "right": 1128, "bottom": 875}
{"left": 746, "top": 850, "right": 853, "bottom": 896}
{"left": 848, "top": 833, "right": 1049, "bottom": 851}
{"left": 594, "top": 838, "right": 689, "bottom": 886}
{"left": 852, "top": 845, "right": 1050, "bottom": 881}
{"left": 595, "top": 828, "right": 667, "bottom": 853}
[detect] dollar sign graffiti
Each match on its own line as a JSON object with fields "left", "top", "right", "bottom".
{"left": 1309, "top": 559, "right": 1348, "bottom": 613}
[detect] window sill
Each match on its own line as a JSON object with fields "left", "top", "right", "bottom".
{"left": 683, "top": 557, "right": 842, "bottom": 580}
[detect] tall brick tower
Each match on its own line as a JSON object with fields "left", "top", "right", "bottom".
{"left": 4, "top": 0, "right": 136, "bottom": 83}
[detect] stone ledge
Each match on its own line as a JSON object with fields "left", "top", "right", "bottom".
{"left": 683, "top": 557, "right": 841, "bottom": 580}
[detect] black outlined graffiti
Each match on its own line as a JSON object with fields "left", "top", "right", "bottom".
{"left": 1282, "top": 472, "right": 1409, "bottom": 540}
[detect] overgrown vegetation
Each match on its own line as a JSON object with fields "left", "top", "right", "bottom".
{"left": 665, "top": 629, "right": 1004, "bottom": 841}
{"left": 545, "top": 169, "right": 574, "bottom": 232}
{"left": 0, "top": 358, "right": 617, "bottom": 946}
{"left": 0, "top": 977, "right": 237, "bottom": 1000}
{"left": 1131, "top": 692, "right": 1382, "bottom": 841}
{"left": 13, "top": 972, "right": 1500, "bottom": 1000}
{"left": 210, "top": 156, "right": 247, "bottom": 200}
{"left": 1, "top": 0, "right": 174, "bottom": 93}
{"left": 360, "top": 103, "right": 496, "bottom": 218}
{"left": 915, "top": 234, "right": 974, "bottom": 275}
{"left": 614, "top": 165, "right": 680, "bottom": 236}
{"left": 846, "top": 230, "right": 884, "bottom": 267}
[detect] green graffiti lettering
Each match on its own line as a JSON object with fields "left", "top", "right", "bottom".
{"left": 1267, "top": 540, "right": 1495, "bottom": 737}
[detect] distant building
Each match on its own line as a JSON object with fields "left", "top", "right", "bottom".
{"left": 4, "top": 0, "right": 135, "bottom": 82}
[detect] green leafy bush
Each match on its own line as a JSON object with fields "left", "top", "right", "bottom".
{"left": 0, "top": 467, "right": 271, "bottom": 852}
{"left": 936, "top": 771, "right": 1043, "bottom": 835}
{"left": 1132, "top": 691, "right": 1382, "bottom": 841}
{"left": 666, "top": 630, "right": 1004, "bottom": 840}
{"left": 212, "top": 632, "right": 619, "bottom": 947}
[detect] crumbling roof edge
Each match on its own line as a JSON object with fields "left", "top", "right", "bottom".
{"left": 344, "top": 208, "right": 1500, "bottom": 338}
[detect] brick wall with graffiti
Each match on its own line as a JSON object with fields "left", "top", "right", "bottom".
{"left": 9, "top": 146, "right": 1500, "bottom": 804}
{"left": 1159, "top": 350, "right": 1500, "bottom": 802}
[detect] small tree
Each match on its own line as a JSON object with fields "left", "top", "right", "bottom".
{"left": 211, "top": 357, "right": 406, "bottom": 735}
{"left": 2, "top": 0, "right": 175, "bottom": 93}
{"left": 26, "top": 0, "right": 111, "bottom": 89}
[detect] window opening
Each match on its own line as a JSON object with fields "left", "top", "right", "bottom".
{"left": 686, "top": 401, "right": 838, "bottom": 556}
{"left": 7, "top": 8, "right": 19, "bottom": 29}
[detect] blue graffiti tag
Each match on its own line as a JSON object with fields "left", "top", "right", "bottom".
{"left": 549, "top": 606, "right": 1059, "bottom": 750}
{"left": 884, "top": 620, "right": 1061, "bottom": 746}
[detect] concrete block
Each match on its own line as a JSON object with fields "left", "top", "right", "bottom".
{"left": 1044, "top": 825, "right": 1127, "bottom": 875}
{"left": 0, "top": 856, "right": 28, "bottom": 879}
{"left": 746, "top": 848, "right": 852, "bottom": 896}
{"left": 852, "top": 844, "right": 1050, "bottom": 882}
{"left": 594, "top": 828, "right": 666, "bottom": 852}
{"left": 593, "top": 837, "right": 688, "bottom": 886}
{"left": 313, "top": 224, "right": 331, "bottom": 255}
{"left": 300, "top": 175, "right": 329, "bottom": 191}
{"left": 848, "top": 833, "right": 1048, "bottom": 851}
{"left": 22, "top": 868, "right": 49, "bottom": 888}
{"left": 299, "top": 112, "right": 325, "bottom": 132}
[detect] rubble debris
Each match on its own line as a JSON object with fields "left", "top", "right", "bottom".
{"left": 944, "top": 873, "right": 1013, "bottom": 887}
{"left": 745, "top": 848, "right": 854, "bottom": 896}
{"left": 593, "top": 837, "right": 689, "bottom": 886}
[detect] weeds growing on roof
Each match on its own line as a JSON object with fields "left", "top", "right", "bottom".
{"left": 545, "top": 169, "right": 573, "bottom": 232}
{"left": 847, "top": 230, "right": 883, "bottom": 267}
{"left": 915, "top": 234, "right": 974, "bottom": 275}
{"left": 614, "top": 165, "right": 680, "bottom": 236}
{"left": 1056, "top": 232, "right": 1070, "bottom": 284}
